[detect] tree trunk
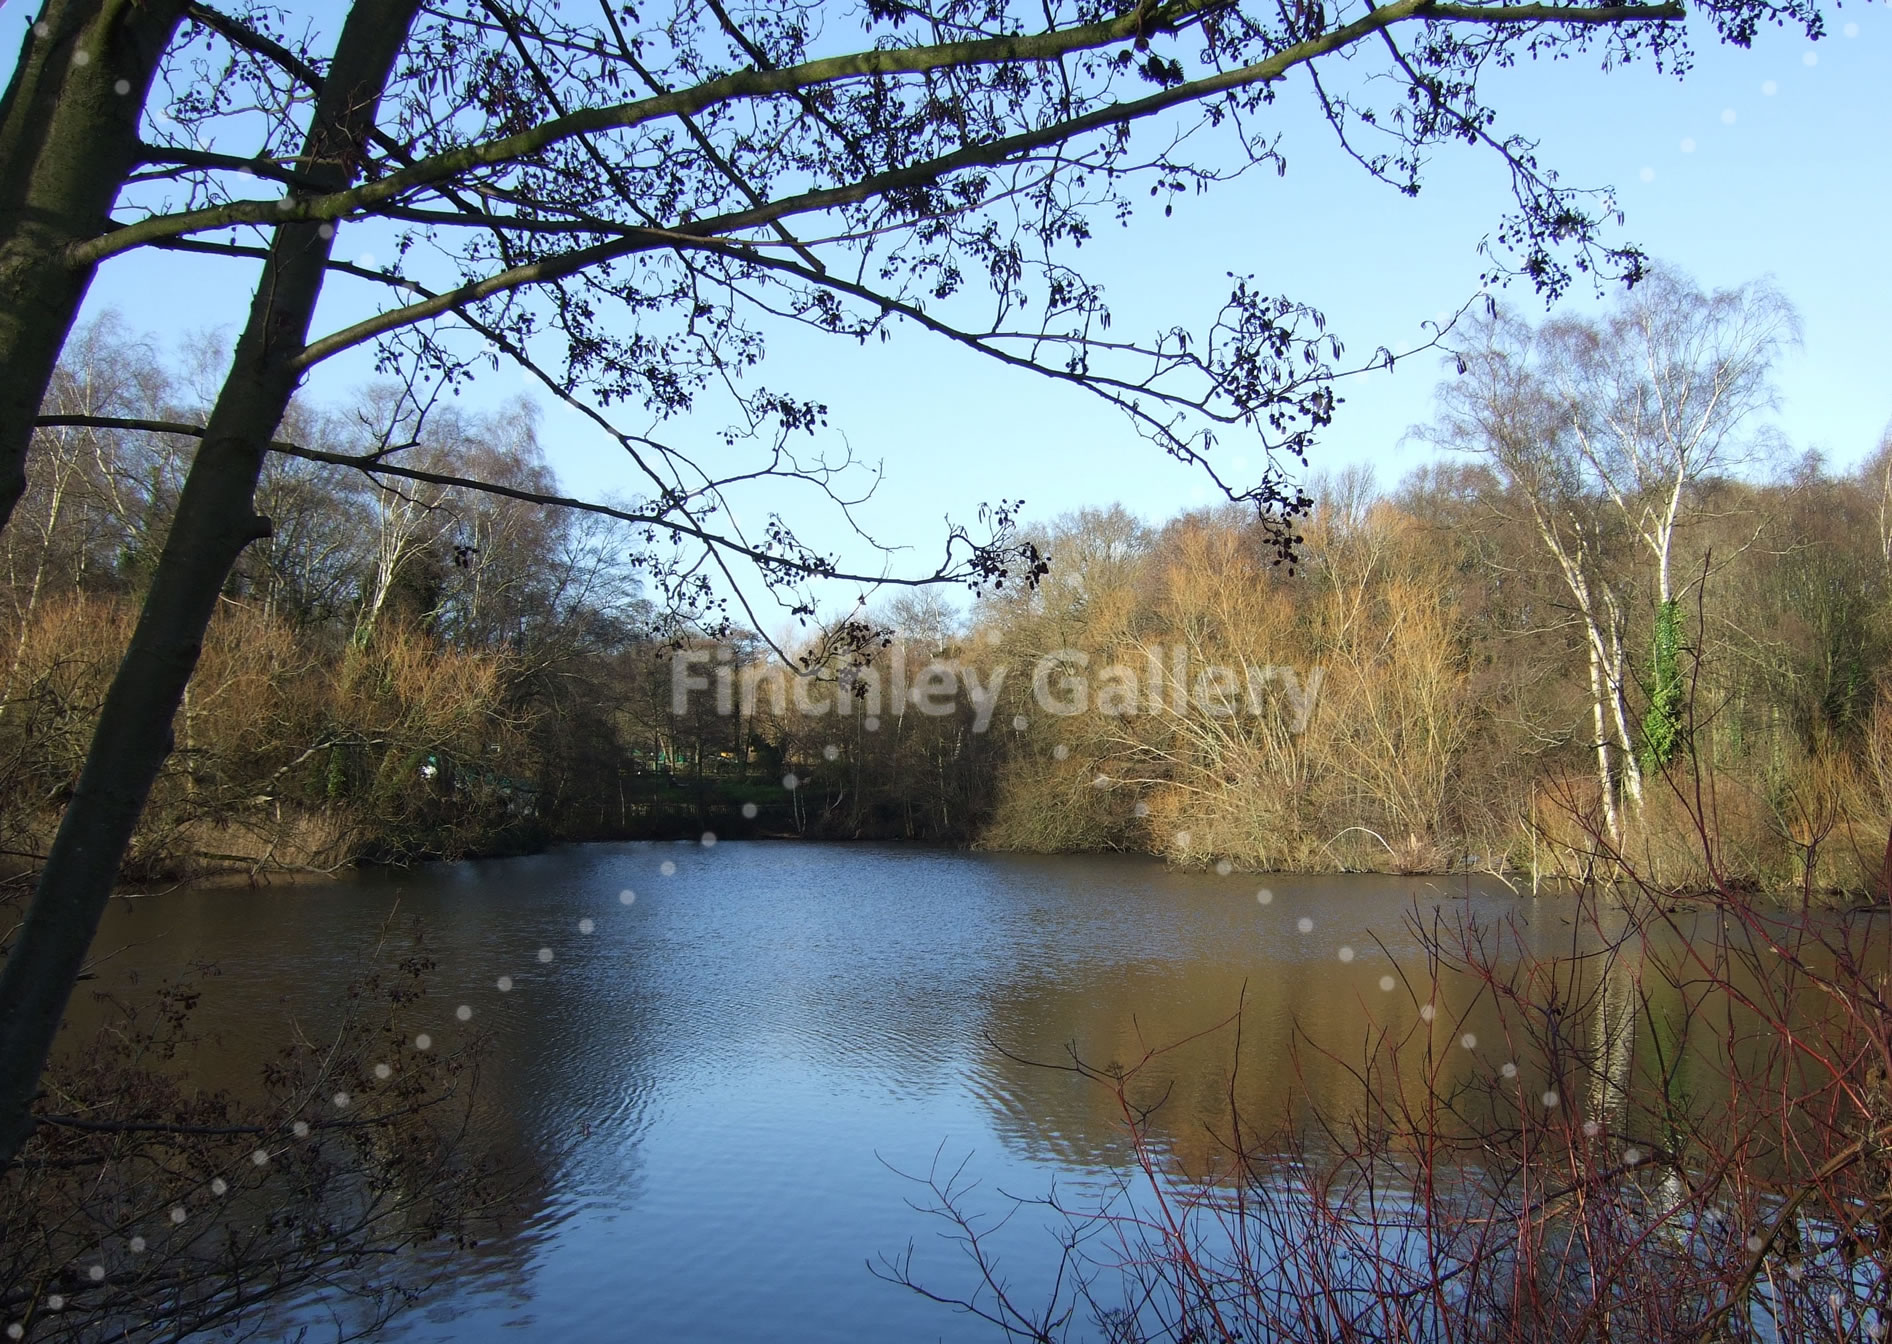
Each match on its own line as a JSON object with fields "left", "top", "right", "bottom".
{"left": 0, "top": 0, "right": 185, "bottom": 535}
{"left": 1605, "top": 599, "right": 1644, "bottom": 808}
{"left": 0, "top": 0, "right": 421, "bottom": 1167}
{"left": 1588, "top": 638, "right": 1623, "bottom": 845}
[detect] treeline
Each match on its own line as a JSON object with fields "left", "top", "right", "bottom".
{"left": 969, "top": 456, "right": 1891, "bottom": 892}
{"left": 10, "top": 272, "right": 1892, "bottom": 896}
{"left": 703, "top": 442, "right": 1892, "bottom": 895}
{"left": 725, "top": 272, "right": 1892, "bottom": 896}
{"left": 0, "top": 319, "right": 999, "bottom": 879}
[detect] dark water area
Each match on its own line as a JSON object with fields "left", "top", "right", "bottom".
{"left": 73, "top": 844, "right": 1642, "bottom": 1342}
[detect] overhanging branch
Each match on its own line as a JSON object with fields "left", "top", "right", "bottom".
{"left": 31, "top": 414, "right": 1011, "bottom": 591}
{"left": 69, "top": 0, "right": 1682, "bottom": 266}
{"left": 282, "top": 0, "right": 1675, "bottom": 370}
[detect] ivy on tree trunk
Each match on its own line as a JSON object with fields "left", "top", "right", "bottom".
{"left": 1642, "top": 598, "right": 1686, "bottom": 771}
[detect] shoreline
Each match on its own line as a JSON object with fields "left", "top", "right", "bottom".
{"left": 76, "top": 830, "right": 1891, "bottom": 910}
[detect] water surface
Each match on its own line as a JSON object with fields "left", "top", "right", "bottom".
{"left": 81, "top": 843, "right": 1549, "bottom": 1341}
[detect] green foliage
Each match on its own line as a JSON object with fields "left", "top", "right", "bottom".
{"left": 1642, "top": 599, "right": 1686, "bottom": 772}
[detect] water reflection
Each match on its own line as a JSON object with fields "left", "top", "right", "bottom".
{"left": 69, "top": 845, "right": 1674, "bottom": 1342}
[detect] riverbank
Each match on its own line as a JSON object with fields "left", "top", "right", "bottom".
{"left": 50, "top": 820, "right": 1885, "bottom": 912}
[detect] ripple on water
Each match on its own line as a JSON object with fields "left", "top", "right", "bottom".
{"left": 83, "top": 845, "right": 1533, "bottom": 1344}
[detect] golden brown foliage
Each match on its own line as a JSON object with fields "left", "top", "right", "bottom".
{"left": 0, "top": 594, "right": 530, "bottom": 880}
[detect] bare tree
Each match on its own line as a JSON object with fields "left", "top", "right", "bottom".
{"left": 1425, "top": 307, "right": 1645, "bottom": 840}
{"left": 1550, "top": 269, "right": 1798, "bottom": 769}
{"left": 1554, "top": 267, "right": 1799, "bottom": 611}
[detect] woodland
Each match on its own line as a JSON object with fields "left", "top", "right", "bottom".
{"left": 8, "top": 272, "right": 1885, "bottom": 899}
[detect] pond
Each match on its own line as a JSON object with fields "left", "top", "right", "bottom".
{"left": 75, "top": 843, "right": 1618, "bottom": 1342}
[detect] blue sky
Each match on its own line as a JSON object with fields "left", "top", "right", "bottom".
{"left": 25, "top": 0, "right": 1892, "bottom": 596}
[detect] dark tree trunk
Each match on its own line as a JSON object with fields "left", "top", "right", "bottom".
{"left": 0, "top": 0, "right": 185, "bottom": 534}
{"left": 0, "top": 0, "right": 422, "bottom": 1167}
